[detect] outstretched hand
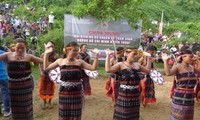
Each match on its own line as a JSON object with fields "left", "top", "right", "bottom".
{"left": 105, "top": 49, "right": 112, "bottom": 56}
{"left": 92, "top": 48, "right": 99, "bottom": 54}
{"left": 143, "top": 51, "right": 151, "bottom": 57}
{"left": 44, "top": 43, "right": 53, "bottom": 54}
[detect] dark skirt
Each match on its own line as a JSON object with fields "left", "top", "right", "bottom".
{"left": 8, "top": 77, "right": 34, "bottom": 120}
{"left": 114, "top": 87, "right": 140, "bottom": 120}
{"left": 59, "top": 85, "right": 83, "bottom": 120}
{"left": 142, "top": 74, "right": 156, "bottom": 104}
{"left": 81, "top": 70, "right": 91, "bottom": 96}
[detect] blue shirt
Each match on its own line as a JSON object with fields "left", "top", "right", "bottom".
{"left": 0, "top": 50, "right": 8, "bottom": 80}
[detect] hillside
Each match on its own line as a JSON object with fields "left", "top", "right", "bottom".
{"left": 1, "top": 0, "right": 200, "bottom": 52}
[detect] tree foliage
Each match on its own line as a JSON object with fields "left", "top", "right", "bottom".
{"left": 2, "top": 0, "right": 200, "bottom": 52}
{"left": 68, "top": 0, "right": 146, "bottom": 29}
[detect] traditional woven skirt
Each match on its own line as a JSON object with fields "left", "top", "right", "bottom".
{"left": 39, "top": 75, "right": 55, "bottom": 99}
{"left": 142, "top": 74, "right": 156, "bottom": 104}
{"left": 81, "top": 70, "right": 91, "bottom": 96}
{"left": 59, "top": 85, "right": 83, "bottom": 120}
{"left": 114, "top": 86, "right": 140, "bottom": 120}
{"left": 170, "top": 72, "right": 197, "bottom": 120}
{"left": 170, "top": 88, "right": 194, "bottom": 120}
{"left": 105, "top": 77, "right": 112, "bottom": 97}
{"left": 8, "top": 76, "right": 34, "bottom": 120}
{"left": 111, "top": 79, "right": 120, "bottom": 104}
{"left": 105, "top": 74, "right": 120, "bottom": 105}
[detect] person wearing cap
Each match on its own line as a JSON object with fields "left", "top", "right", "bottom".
{"left": 139, "top": 45, "right": 157, "bottom": 106}
{"left": 105, "top": 47, "right": 151, "bottom": 120}
{"left": 162, "top": 46, "right": 200, "bottom": 120}
{"left": 105, "top": 47, "right": 125, "bottom": 105}
{"left": 0, "top": 38, "right": 43, "bottom": 120}
{"left": 48, "top": 11, "right": 54, "bottom": 29}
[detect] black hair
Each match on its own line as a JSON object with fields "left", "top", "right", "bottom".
{"left": 180, "top": 45, "right": 190, "bottom": 52}
{"left": 181, "top": 50, "right": 192, "bottom": 55}
{"left": 116, "top": 47, "right": 124, "bottom": 52}
{"left": 63, "top": 41, "right": 79, "bottom": 55}
{"left": 66, "top": 41, "right": 79, "bottom": 47}
{"left": 146, "top": 45, "right": 157, "bottom": 51}
{"left": 178, "top": 47, "right": 193, "bottom": 63}
{"left": 0, "top": 46, "right": 5, "bottom": 51}
{"left": 48, "top": 41, "right": 55, "bottom": 46}
{"left": 80, "top": 44, "right": 87, "bottom": 49}
{"left": 14, "top": 38, "right": 26, "bottom": 44}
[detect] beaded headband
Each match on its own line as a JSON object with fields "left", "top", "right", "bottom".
{"left": 181, "top": 54, "right": 193, "bottom": 58}
{"left": 65, "top": 46, "right": 79, "bottom": 49}
{"left": 16, "top": 43, "right": 26, "bottom": 48}
{"left": 63, "top": 46, "right": 79, "bottom": 54}
{"left": 117, "top": 49, "right": 125, "bottom": 54}
{"left": 126, "top": 49, "right": 138, "bottom": 53}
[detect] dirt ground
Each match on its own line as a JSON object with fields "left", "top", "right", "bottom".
{"left": 1, "top": 76, "right": 200, "bottom": 120}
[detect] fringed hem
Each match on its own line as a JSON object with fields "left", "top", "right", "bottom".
{"left": 39, "top": 75, "right": 56, "bottom": 99}
{"left": 105, "top": 77, "right": 113, "bottom": 97}
{"left": 143, "top": 98, "right": 156, "bottom": 104}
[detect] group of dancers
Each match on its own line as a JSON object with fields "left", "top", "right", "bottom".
{"left": 0, "top": 38, "right": 200, "bottom": 120}
{"left": 0, "top": 39, "right": 97, "bottom": 120}
{"left": 105, "top": 44, "right": 200, "bottom": 120}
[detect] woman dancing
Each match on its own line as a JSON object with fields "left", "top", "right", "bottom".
{"left": 0, "top": 38, "right": 43, "bottom": 120}
{"left": 78, "top": 44, "right": 92, "bottom": 95}
{"left": 43, "top": 41, "right": 98, "bottom": 120}
{"left": 162, "top": 47, "right": 200, "bottom": 120}
{"left": 105, "top": 47, "right": 125, "bottom": 105}
{"left": 105, "top": 47, "right": 151, "bottom": 120}
{"left": 139, "top": 45, "right": 157, "bottom": 106}
{"left": 39, "top": 41, "right": 59, "bottom": 110}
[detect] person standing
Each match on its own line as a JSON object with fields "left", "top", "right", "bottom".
{"left": 105, "top": 47, "right": 151, "bottom": 120}
{"left": 139, "top": 45, "right": 157, "bottom": 106}
{"left": 48, "top": 11, "right": 54, "bottom": 29}
{"left": 0, "top": 46, "right": 11, "bottom": 117}
{"left": 162, "top": 47, "right": 200, "bottom": 120}
{"left": 39, "top": 41, "right": 59, "bottom": 110}
{"left": 105, "top": 47, "right": 125, "bottom": 105}
{"left": 78, "top": 44, "right": 92, "bottom": 95}
{"left": 43, "top": 41, "right": 98, "bottom": 120}
{"left": 0, "top": 38, "right": 43, "bottom": 120}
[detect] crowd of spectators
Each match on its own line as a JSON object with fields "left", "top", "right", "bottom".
{"left": 0, "top": 2, "right": 55, "bottom": 56}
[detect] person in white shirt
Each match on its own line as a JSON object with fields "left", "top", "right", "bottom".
{"left": 48, "top": 11, "right": 54, "bottom": 29}
{"left": 170, "top": 45, "right": 177, "bottom": 53}
{"left": 14, "top": 16, "right": 21, "bottom": 28}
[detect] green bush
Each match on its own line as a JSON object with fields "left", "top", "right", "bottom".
{"left": 38, "top": 29, "right": 64, "bottom": 54}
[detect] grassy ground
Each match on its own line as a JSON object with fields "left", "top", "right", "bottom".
{"left": 0, "top": 62, "right": 165, "bottom": 120}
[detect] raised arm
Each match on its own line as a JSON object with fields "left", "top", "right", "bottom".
{"left": 43, "top": 52, "right": 60, "bottom": 71}
{"left": 30, "top": 54, "right": 43, "bottom": 64}
{"left": 82, "top": 49, "right": 98, "bottom": 70}
{"left": 43, "top": 44, "right": 60, "bottom": 71}
{"left": 139, "top": 57, "right": 151, "bottom": 74}
{"left": 162, "top": 53, "right": 178, "bottom": 76}
{"left": 105, "top": 49, "right": 120, "bottom": 73}
{"left": 0, "top": 52, "right": 9, "bottom": 61}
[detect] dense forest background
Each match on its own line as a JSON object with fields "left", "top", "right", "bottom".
{"left": 1, "top": 0, "right": 200, "bottom": 52}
